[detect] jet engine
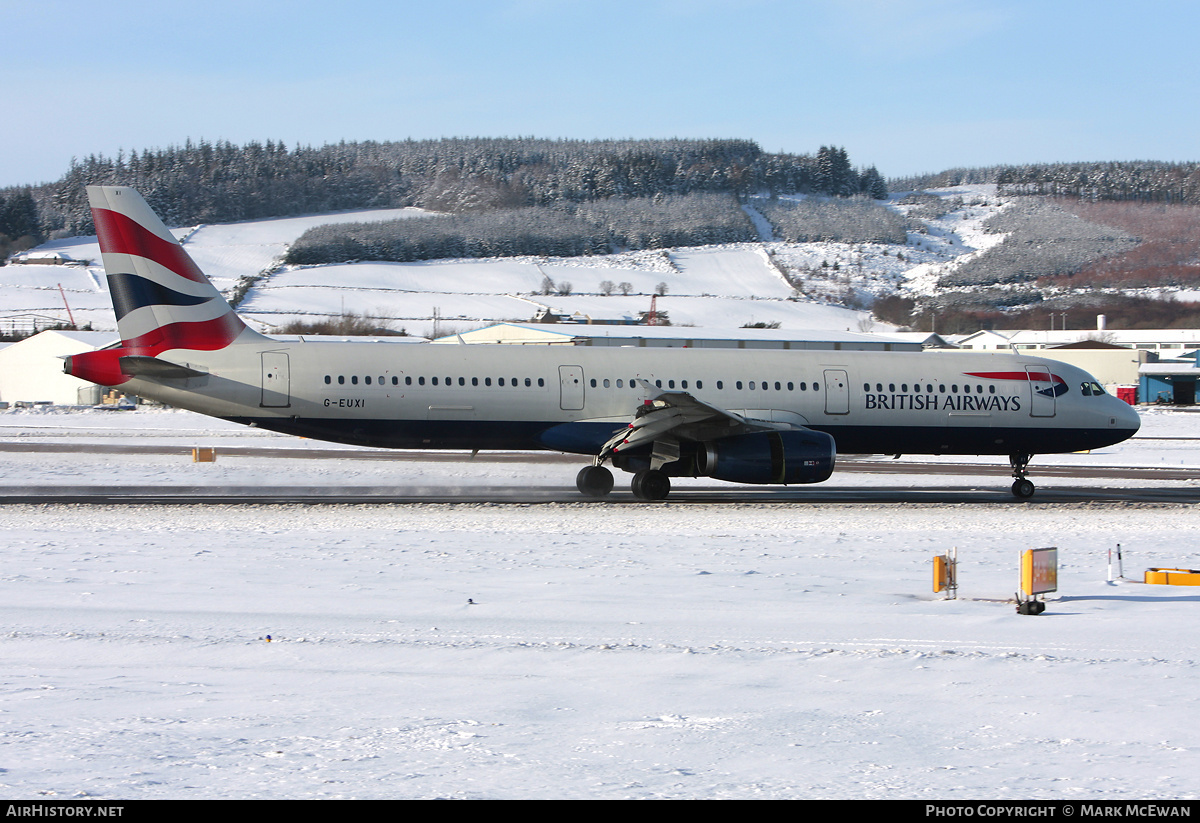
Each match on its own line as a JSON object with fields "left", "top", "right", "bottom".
{"left": 697, "top": 429, "right": 835, "bottom": 485}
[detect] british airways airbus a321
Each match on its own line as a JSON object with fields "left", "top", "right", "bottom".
{"left": 63, "top": 186, "right": 1141, "bottom": 500}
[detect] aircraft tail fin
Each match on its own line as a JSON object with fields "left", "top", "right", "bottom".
{"left": 86, "top": 186, "right": 263, "bottom": 352}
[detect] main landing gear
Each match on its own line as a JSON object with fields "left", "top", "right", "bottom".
{"left": 1009, "top": 452, "right": 1036, "bottom": 499}
{"left": 575, "top": 464, "right": 672, "bottom": 501}
{"left": 576, "top": 464, "right": 614, "bottom": 498}
{"left": 630, "top": 469, "right": 670, "bottom": 501}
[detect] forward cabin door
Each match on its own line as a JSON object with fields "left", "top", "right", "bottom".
{"left": 823, "top": 369, "right": 849, "bottom": 415}
{"left": 559, "top": 365, "right": 585, "bottom": 410}
{"left": 261, "top": 352, "right": 291, "bottom": 408}
{"left": 1025, "top": 365, "right": 1056, "bottom": 418}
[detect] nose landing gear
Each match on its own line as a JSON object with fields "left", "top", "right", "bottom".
{"left": 1010, "top": 453, "right": 1036, "bottom": 499}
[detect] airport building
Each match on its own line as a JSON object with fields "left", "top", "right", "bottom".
{"left": 433, "top": 323, "right": 925, "bottom": 352}
{"left": 0, "top": 330, "right": 117, "bottom": 406}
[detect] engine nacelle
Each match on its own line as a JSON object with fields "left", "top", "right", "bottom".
{"left": 697, "top": 429, "right": 835, "bottom": 485}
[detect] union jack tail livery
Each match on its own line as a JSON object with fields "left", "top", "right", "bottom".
{"left": 88, "top": 186, "right": 261, "bottom": 351}
{"left": 65, "top": 187, "right": 264, "bottom": 386}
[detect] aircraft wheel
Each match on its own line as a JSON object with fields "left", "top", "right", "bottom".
{"left": 576, "top": 465, "right": 614, "bottom": 498}
{"left": 631, "top": 469, "right": 671, "bottom": 501}
{"left": 1011, "top": 478, "right": 1036, "bottom": 499}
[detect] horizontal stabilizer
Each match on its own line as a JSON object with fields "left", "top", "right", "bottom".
{"left": 118, "top": 355, "right": 208, "bottom": 379}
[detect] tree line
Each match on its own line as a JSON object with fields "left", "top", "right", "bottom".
{"left": 2, "top": 138, "right": 888, "bottom": 242}
{"left": 892, "top": 161, "right": 1200, "bottom": 205}
{"left": 285, "top": 193, "right": 758, "bottom": 265}
{"left": 284, "top": 189, "right": 915, "bottom": 266}
{"left": 0, "top": 188, "right": 41, "bottom": 261}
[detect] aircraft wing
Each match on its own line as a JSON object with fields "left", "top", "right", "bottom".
{"left": 597, "top": 380, "right": 795, "bottom": 465}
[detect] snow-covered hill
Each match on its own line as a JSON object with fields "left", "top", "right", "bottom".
{"left": 3, "top": 187, "right": 1014, "bottom": 337}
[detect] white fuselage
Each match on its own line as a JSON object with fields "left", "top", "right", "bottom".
{"left": 114, "top": 340, "right": 1140, "bottom": 458}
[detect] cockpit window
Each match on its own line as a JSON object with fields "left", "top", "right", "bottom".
{"left": 1081, "top": 381, "right": 1106, "bottom": 397}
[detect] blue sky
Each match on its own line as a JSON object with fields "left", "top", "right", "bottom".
{"left": 3, "top": 0, "right": 1198, "bottom": 189}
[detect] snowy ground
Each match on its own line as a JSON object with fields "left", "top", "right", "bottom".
{"left": 2, "top": 407, "right": 1200, "bottom": 799}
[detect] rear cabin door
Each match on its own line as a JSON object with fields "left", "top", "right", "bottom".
{"left": 823, "top": 369, "right": 849, "bottom": 415}
{"left": 559, "top": 365, "right": 585, "bottom": 410}
{"left": 261, "top": 352, "right": 291, "bottom": 408}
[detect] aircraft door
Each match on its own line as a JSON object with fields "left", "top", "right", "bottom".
{"left": 261, "top": 352, "right": 290, "bottom": 408}
{"left": 823, "top": 369, "right": 849, "bottom": 415}
{"left": 559, "top": 365, "right": 585, "bottom": 410}
{"left": 1026, "top": 365, "right": 1056, "bottom": 417}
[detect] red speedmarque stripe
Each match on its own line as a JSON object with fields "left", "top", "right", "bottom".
{"left": 964, "top": 370, "right": 1065, "bottom": 384}
{"left": 93, "top": 207, "right": 209, "bottom": 285}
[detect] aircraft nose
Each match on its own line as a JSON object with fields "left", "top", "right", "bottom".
{"left": 1113, "top": 396, "right": 1141, "bottom": 433}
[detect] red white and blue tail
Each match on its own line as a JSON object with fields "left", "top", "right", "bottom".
{"left": 87, "top": 186, "right": 263, "bottom": 351}
{"left": 64, "top": 187, "right": 264, "bottom": 387}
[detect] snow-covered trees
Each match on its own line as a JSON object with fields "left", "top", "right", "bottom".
{"left": 938, "top": 199, "right": 1139, "bottom": 287}
{"left": 0, "top": 189, "right": 41, "bottom": 260}
{"left": 285, "top": 193, "right": 755, "bottom": 265}
{"left": 996, "top": 161, "right": 1200, "bottom": 204}
{"left": 20, "top": 137, "right": 884, "bottom": 239}
{"left": 895, "top": 161, "right": 1200, "bottom": 206}
{"left": 756, "top": 196, "right": 907, "bottom": 244}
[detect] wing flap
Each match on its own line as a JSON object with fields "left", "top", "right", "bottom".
{"left": 598, "top": 380, "right": 807, "bottom": 461}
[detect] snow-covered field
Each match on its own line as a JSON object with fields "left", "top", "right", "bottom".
{"left": 2, "top": 406, "right": 1199, "bottom": 799}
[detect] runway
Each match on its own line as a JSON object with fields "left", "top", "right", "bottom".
{"left": 3, "top": 484, "right": 1198, "bottom": 505}
{"left": 2, "top": 441, "right": 1196, "bottom": 505}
